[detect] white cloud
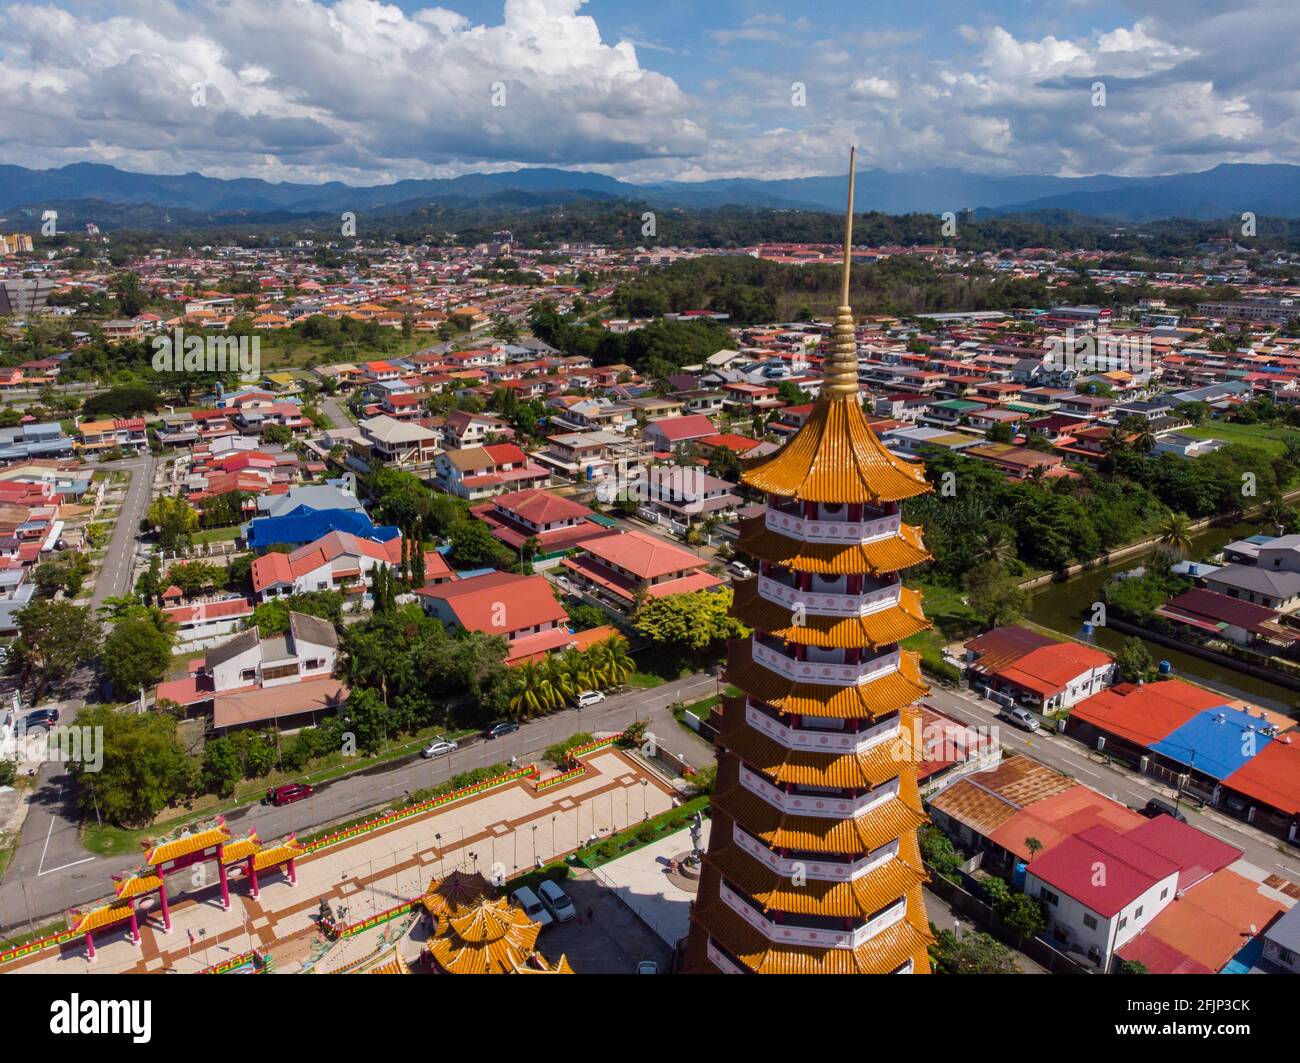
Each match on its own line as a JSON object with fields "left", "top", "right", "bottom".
{"left": 0, "top": 0, "right": 705, "bottom": 182}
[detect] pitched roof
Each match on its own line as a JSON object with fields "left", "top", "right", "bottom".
{"left": 573, "top": 529, "right": 706, "bottom": 580}
{"left": 1028, "top": 825, "right": 1179, "bottom": 917}
{"left": 491, "top": 488, "right": 592, "bottom": 525}
{"left": 416, "top": 571, "right": 567, "bottom": 634}
{"left": 288, "top": 610, "right": 338, "bottom": 648}
{"left": 1070, "top": 679, "right": 1224, "bottom": 748}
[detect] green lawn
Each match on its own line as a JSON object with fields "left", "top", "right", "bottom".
{"left": 191, "top": 526, "right": 242, "bottom": 545}
{"left": 1184, "top": 421, "right": 1300, "bottom": 456}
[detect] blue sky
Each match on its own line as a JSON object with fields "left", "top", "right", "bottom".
{"left": 0, "top": 0, "right": 1294, "bottom": 185}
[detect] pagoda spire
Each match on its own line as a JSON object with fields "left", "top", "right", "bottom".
{"left": 823, "top": 145, "right": 861, "bottom": 401}
{"left": 682, "top": 145, "right": 934, "bottom": 975}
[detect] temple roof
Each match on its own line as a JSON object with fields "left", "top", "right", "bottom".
{"left": 724, "top": 639, "right": 926, "bottom": 719}
{"left": 712, "top": 775, "right": 926, "bottom": 856}
{"left": 420, "top": 869, "right": 491, "bottom": 918}
{"left": 742, "top": 397, "right": 930, "bottom": 505}
{"left": 718, "top": 703, "right": 921, "bottom": 788}
{"left": 738, "top": 517, "right": 930, "bottom": 575}
{"left": 691, "top": 886, "right": 933, "bottom": 974}
{"left": 142, "top": 821, "right": 231, "bottom": 867}
{"left": 731, "top": 579, "right": 930, "bottom": 649}
{"left": 426, "top": 895, "right": 542, "bottom": 975}
{"left": 709, "top": 831, "right": 926, "bottom": 917}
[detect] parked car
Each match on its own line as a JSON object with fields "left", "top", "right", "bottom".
{"left": 999, "top": 706, "right": 1038, "bottom": 732}
{"left": 576, "top": 690, "right": 605, "bottom": 708}
{"left": 24, "top": 707, "right": 59, "bottom": 727}
{"left": 421, "top": 739, "right": 458, "bottom": 759}
{"left": 537, "top": 879, "right": 576, "bottom": 923}
{"left": 636, "top": 960, "right": 659, "bottom": 974}
{"left": 484, "top": 721, "right": 519, "bottom": 739}
{"left": 510, "top": 886, "right": 554, "bottom": 928}
{"left": 1141, "top": 798, "right": 1187, "bottom": 823}
{"left": 728, "top": 561, "right": 753, "bottom": 579}
{"left": 266, "top": 783, "right": 314, "bottom": 807}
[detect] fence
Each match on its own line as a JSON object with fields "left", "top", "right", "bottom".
{"left": 924, "top": 864, "right": 1089, "bottom": 975}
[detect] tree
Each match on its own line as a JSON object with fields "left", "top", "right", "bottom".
{"left": 167, "top": 560, "right": 224, "bottom": 596}
{"left": 102, "top": 614, "right": 174, "bottom": 695}
{"left": 633, "top": 588, "right": 748, "bottom": 655}
{"left": 449, "top": 519, "right": 513, "bottom": 569}
{"left": 963, "top": 561, "right": 1027, "bottom": 629}
{"left": 147, "top": 495, "right": 199, "bottom": 551}
{"left": 509, "top": 661, "right": 564, "bottom": 718}
{"left": 929, "top": 928, "right": 1021, "bottom": 975}
{"left": 1154, "top": 509, "right": 1194, "bottom": 557}
{"left": 1116, "top": 636, "right": 1157, "bottom": 684}
{"left": 14, "top": 600, "right": 100, "bottom": 696}
{"left": 72, "top": 706, "right": 196, "bottom": 826}
{"left": 262, "top": 424, "right": 293, "bottom": 446}
{"left": 1116, "top": 959, "right": 1149, "bottom": 974}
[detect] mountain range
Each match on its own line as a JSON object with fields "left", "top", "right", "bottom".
{"left": 1, "top": 161, "right": 1298, "bottom": 223}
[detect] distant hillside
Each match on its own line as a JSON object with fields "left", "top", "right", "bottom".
{"left": 2, "top": 161, "right": 1298, "bottom": 221}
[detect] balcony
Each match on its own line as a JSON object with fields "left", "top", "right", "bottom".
{"left": 732, "top": 823, "right": 899, "bottom": 882}
{"left": 751, "top": 638, "right": 900, "bottom": 686}
{"left": 719, "top": 880, "right": 908, "bottom": 949}
{"left": 765, "top": 507, "right": 901, "bottom": 545}
{"left": 756, "top": 574, "right": 902, "bottom": 618}
{"left": 743, "top": 701, "right": 900, "bottom": 753}
{"left": 738, "top": 764, "right": 900, "bottom": 819}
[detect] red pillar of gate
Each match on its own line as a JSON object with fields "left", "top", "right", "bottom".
{"left": 248, "top": 855, "right": 259, "bottom": 899}
{"left": 158, "top": 873, "right": 172, "bottom": 932}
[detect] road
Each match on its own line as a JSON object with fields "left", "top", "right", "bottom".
{"left": 0, "top": 669, "right": 717, "bottom": 934}
{"left": 0, "top": 454, "right": 157, "bottom": 940}
{"left": 923, "top": 683, "right": 1300, "bottom": 886}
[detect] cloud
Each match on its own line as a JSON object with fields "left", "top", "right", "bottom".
{"left": 0, "top": 0, "right": 1297, "bottom": 186}
{"left": 0, "top": 0, "right": 706, "bottom": 182}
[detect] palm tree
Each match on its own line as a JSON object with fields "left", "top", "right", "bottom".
{"left": 574, "top": 646, "right": 610, "bottom": 692}
{"left": 972, "top": 528, "right": 1015, "bottom": 569}
{"left": 600, "top": 636, "right": 634, "bottom": 686}
{"left": 1155, "top": 510, "right": 1194, "bottom": 557}
{"left": 544, "top": 654, "right": 576, "bottom": 704}
{"left": 508, "top": 661, "right": 561, "bottom": 718}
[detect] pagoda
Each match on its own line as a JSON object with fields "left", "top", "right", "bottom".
{"left": 684, "top": 148, "right": 935, "bottom": 974}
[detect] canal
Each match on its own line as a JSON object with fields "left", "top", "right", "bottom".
{"left": 1026, "top": 518, "right": 1299, "bottom": 713}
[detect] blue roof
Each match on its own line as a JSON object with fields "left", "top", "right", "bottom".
{"left": 245, "top": 509, "right": 399, "bottom": 550}
{"left": 1150, "top": 706, "right": 1275, "bottom": 780}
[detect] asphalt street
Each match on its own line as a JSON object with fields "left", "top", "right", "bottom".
{"left": 0, "top": 668, "right": 717, "bottom": 933}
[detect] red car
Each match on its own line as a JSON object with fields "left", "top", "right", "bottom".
{"left": 266, "top": 783, "right": 314, "bottom": 807}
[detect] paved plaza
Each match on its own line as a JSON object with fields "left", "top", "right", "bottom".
{"left": 5, "top": 748, "right": 677, "bottom": 974}
{"left": 593, "top": 822, "right": 711, "bottom": 947}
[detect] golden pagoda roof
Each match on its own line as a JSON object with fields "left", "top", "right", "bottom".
{"left": 719, "top": 707, "right": 921, "bottom": 788}
{"left": 725, "top": 639, "right": 927, "bottom": 719}
{"left": 252, "top": 838, "right": 305, "bottom": 872}
{"left": 738, "top": 516, "right": 930, "bottom": 575}
{"left": 426, "top": 895, "right": 542, "bottom": 975}
{"left": 708, "top": 832, "right": 926, "bottom": 918}
{"left": 420, "top": 869, "right": 492, "bottom": 918}
{"left": 71, "top": 901, "right": 135, "bottom": 934}
{"left": 222, "top": 833, "right": 261, "bottom": 864}
{"left": 712, "top": 774, "right": 925, "bottom": 856}
{"left": 732, "top": 578, "right": 930, "bottom": 649}
{"left": 142, "top": 821, "right": 231, "bottom": 866}
{"left": 691, "top": 886, "right": 933, "bottom": 974}
{"left": 742, "top": 397, "right": 930, "bottom": 505}
{"left": 511, "top": 952, "right": 575, "bottom": 974}
{"left": 112, "top": 872, "right": 162, "bottom": 900}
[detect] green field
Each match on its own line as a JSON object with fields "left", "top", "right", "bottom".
{"left": 1184, "top": 421, "right": 1300, "bottom": 456}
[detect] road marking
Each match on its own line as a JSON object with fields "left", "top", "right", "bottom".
{"left": 38, "top": 856, "right": 96, "bottom": 877}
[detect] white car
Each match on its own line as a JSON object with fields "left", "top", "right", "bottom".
{"left": 421, "top": 739, "right": 458, "bottom": 759}
{"left": 728, "top": 561, "right": 753, "bottom": 579}
{"left": 576, "top": 690, "right": 605, "bottom": 708}
{"left": 511, "top": 886, "right": 554, "bottom": 927}
{"left": 636, "top": 960, "right": 659, "bottom": 974}
{"left": 537, "top": 879, "right": 576, "bottom": 923}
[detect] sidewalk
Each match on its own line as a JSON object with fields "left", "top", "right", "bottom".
{"left": 1, "top": 748, "right": 676, "bottom": 974}
{"left": 592, "top": 822, "right": 710, "bottom": 947}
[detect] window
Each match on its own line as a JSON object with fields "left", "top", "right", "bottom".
{"left": 304, "top": 658, "right": 323, "bottom": 670}
{"left": 1039, "top": 888, "right": 1060, "bottom": 907}
{"left": 1160, "top": 888, "right": 1169, "bottom": 900}
{"left": 1082, "top": 913, "right": 1098, "bottom": 930}
{"left": 1118, "top": 916, "right": 1128, "bottom": 930}
{"left": 241, "top": 669, "right": 256, "bottom": 682}
{"left": 1134, "top": 905, "right": 1143, "bottom": 918}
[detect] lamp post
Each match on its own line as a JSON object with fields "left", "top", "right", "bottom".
{"left": 531, "top": 824, "right": 538, "bottom": 865}
{"left": 641, "top": 779, "right": 649, "bottom": 821}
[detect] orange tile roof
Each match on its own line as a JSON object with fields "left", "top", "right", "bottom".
{"left": 738, "top": 517, "right": 930, "bottom": 575}
{"left": 143, "top": 822, "right": 231, "bottom": 866}
{"left": 731, "top": 577, "right": 929, "bottom": 648}
{"left": 742, "top": 397, "right": 930, "bottom": 504}
{"left": 1070, "top": 679, "right": 1223, "bottom": 748}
